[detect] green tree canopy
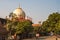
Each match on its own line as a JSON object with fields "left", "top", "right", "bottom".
{"left": 41, "top": 12, "right": 60, "bottom": 34}
{"left": 15, "top": 20, "right": 33, "bottom": 34}
{"left": 6, "top": 20, "right": 33, "bottom": 35}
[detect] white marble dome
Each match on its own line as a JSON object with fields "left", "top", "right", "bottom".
{"left": 13, "top": 7, "right": 25, "bottom": 17}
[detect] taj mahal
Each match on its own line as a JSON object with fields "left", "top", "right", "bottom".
{"left": 0, "top": 5, "right": 41, "bottom": 40}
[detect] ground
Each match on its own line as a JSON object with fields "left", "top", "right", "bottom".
{"left": 23, "top": 35, "right": 60, "bottom": 40}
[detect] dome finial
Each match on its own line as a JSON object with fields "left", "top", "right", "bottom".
{"left": 19, "top": 3, "right": 20, "bottom": 8}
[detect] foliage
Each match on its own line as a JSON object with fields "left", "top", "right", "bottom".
{"left": 33, "top": 26, "right": 40, "bottom": 34}
{"left": 5, "top": 12, "right": 34, "bottom": 39}
{"left": 41, "top": 12, "right": 60, "bottom": 34}
{"left": 6, "top": 19, "right": 33, "bottom": 35}
{"left": 15, "top": 20, "right": 33, "bottom": 34}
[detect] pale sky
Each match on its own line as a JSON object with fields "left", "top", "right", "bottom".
{"left": 0, "top": 0, "right": 60, "bottom": 23}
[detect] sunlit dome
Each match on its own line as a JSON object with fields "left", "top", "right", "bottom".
{"left": 13, "top": 6, "right": 25, "bottom": 17}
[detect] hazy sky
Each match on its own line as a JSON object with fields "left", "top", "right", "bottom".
{"left": 0, "top": 0, "right": 60, "bottom": 23}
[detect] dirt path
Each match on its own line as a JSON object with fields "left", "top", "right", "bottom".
{"left": 45, "top": 36, "right": 60, "bottom": 40}
{"left": 23, "top": 35, "right": 60, "bottom": 40}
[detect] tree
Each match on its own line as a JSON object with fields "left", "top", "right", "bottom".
{"left": 6, "top": 19, "right": 33, "bottom": 35}
{"left": 55, "top": 20, "right": 60, "bottom": 34}
{"left": 9, "top": 12, "right": 17, "bottom": 18}
{"left": 15, "top": 20, "right": 33, "bottom": 34}
{"left": 9, "top": 12, "right": 13, "bottom": 18}
{"left": 33, "top": 26, "right": 40, "bottom": 33}
{"left": 41, "top": 12, "right": 60, "bottom": 34}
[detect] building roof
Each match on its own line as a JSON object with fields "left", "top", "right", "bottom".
{"left": 32, "top": 24, "right": 41, "bottom": 27}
